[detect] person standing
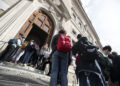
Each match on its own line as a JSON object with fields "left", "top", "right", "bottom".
{"left": 50, "top": 29, "right": 72, "bottom": 86}
{"left": 12, "top": 36, "right": 25, "bottom": 62}
{"left": 13, "top": 41, "right": 27, "bottom": 64}
{"left": 2, "top": 36, "right": 23, "bottom": 61}
{"left": 108, "top": 52, "right": 120, "bottom": 86}
{"left": 97, "top": 45, "right": 112, "bottom": 84}
{"left": 72, "top": 35, "right": 105, "bottom": 86}
{"left": 22, "top": 40, "right": 36, "bottom": 65}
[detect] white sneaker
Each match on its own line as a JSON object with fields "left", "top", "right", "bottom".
{"left": 0, "top": 62, "right": 4, "bottom": 65}
{"left": 24, "top": 64, "right": 27, "bottom": 66}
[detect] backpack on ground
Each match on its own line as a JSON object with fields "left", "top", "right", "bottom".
{"left": 57, "top": 34, "right": 72, "bottom": 52}
{"left": 8, "top": 39, "right": 18, "bottom": 45}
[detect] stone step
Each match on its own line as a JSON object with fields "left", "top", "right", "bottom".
{"left": 0, "top": 62, "right": 42, "bottom": 73}
{"left": 0, "top": 62, "right": 50, "bottom": 85}
{"left": 0, "top": 80, "right": 47, "bottom": 86}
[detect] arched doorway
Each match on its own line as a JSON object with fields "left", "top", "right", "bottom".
{"left": 16, "top": 10, "right": 54, "bottom": 47}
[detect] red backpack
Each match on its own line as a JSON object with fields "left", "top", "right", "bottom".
{"left": 57, "top": 34, "right": 72, "bottom": 52}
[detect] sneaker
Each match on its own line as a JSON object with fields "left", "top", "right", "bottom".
{"left": 0, "top": 62, "right": 4, "bottom": 65}
{"left": 24, "top": 64, "right": 27, "bottom": 66}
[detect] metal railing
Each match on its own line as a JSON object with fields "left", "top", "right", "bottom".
{"left": 0, "top": 41, "right": 8, "bottom": 51}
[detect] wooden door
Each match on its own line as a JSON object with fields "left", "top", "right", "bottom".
{"left": 16, "top": 10, "right": 54, "bottom": 46}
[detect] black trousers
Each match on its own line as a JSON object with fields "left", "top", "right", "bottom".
{"left": 2, "top": 45, "right": 16, "bottom": 61}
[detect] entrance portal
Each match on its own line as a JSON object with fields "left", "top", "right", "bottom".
{"left": 26, "top": 24, "right": 48, "bottom": 48}
{"left": 16, "top": 10, "right": 54, "bottom": 47}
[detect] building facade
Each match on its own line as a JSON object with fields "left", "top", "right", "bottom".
{"left": 0, "top": 0, "right": 102, "bottom": 85}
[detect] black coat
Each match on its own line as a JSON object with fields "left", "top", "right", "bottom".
{"left": 72, "top": 38, "right": 101, "bottom": 77}
{"left": 51, "top": 34, "right": 59, "bottom": 52}
{"left": 110, "top": 55, "right": 120, "bottom": 82}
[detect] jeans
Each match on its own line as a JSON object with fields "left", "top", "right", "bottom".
{"left": 2, "top": 45, "right": 16, "bottom": 61}
{"left": 12, "top": 48, "right": 25, "bottom": 62}
{"left": 23, "top": 51, "right": 34, "bottom": 64}
{"left": 79, "top": 71, "right": 103, "bottom": 86}
{"left": 50, "top": 51, "right": 68, "bottom": 86}
{"left": 16, "top": 50, "right": 25, "bottom": 62}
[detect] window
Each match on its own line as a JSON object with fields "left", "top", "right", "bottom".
{"left": 78, "top": 22, "right": 81, "bottom": 28}
{"left": 72, "top": 29, "right": 77, "bottom": 36}
{"left": 84, "top": 27, "right": 87, "bottom": 32}
{"left": 0, "top": 0, "right": 20, "bottom": 15}
{"left": 73, "top": 13, "right": 76, "bottom": 20}
{"left": 95, "top": 41, "right": 98, "bottom": 45}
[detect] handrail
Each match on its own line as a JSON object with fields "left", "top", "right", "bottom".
{"left": 0, "top": 41, "right": 8, "bottom": 51}
{"left": 0, "top": 41, "right": 8, "bottom": 44}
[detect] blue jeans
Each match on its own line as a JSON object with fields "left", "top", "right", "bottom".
{"left": 50, "top": 51, "right": 68, "bottom": 86}
{"left": 23, "top": 51, "right": 34, "bottom": 64}
{"left": 79, "top": 71, "right": 103, "bottom": 86}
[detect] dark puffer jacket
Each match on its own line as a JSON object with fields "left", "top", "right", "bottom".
{"left": 96, "top": 51, "right": 113, "bottom": 81}
{"left": 109, "top": 55, "right": 120, "bottom": 82}
{"left": 72, "top": 37, "right": 102, "bottom": 79}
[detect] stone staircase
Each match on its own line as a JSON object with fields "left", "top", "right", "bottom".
{"left": 0, "top": 62, "right": 50, "bottom": 86}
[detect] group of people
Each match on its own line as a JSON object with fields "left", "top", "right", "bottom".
{"left": 0, "top": 34, "right": 51, "bottom": 75}
{"left": 49, "top": 29, "right": 120, "bottom": 86}
{"left": 0, "top": 29, "right": 120, "bottom": 86}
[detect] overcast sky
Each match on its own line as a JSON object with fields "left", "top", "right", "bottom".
{"left": 81, "top": 0, "right": 120, "bottom": 54}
